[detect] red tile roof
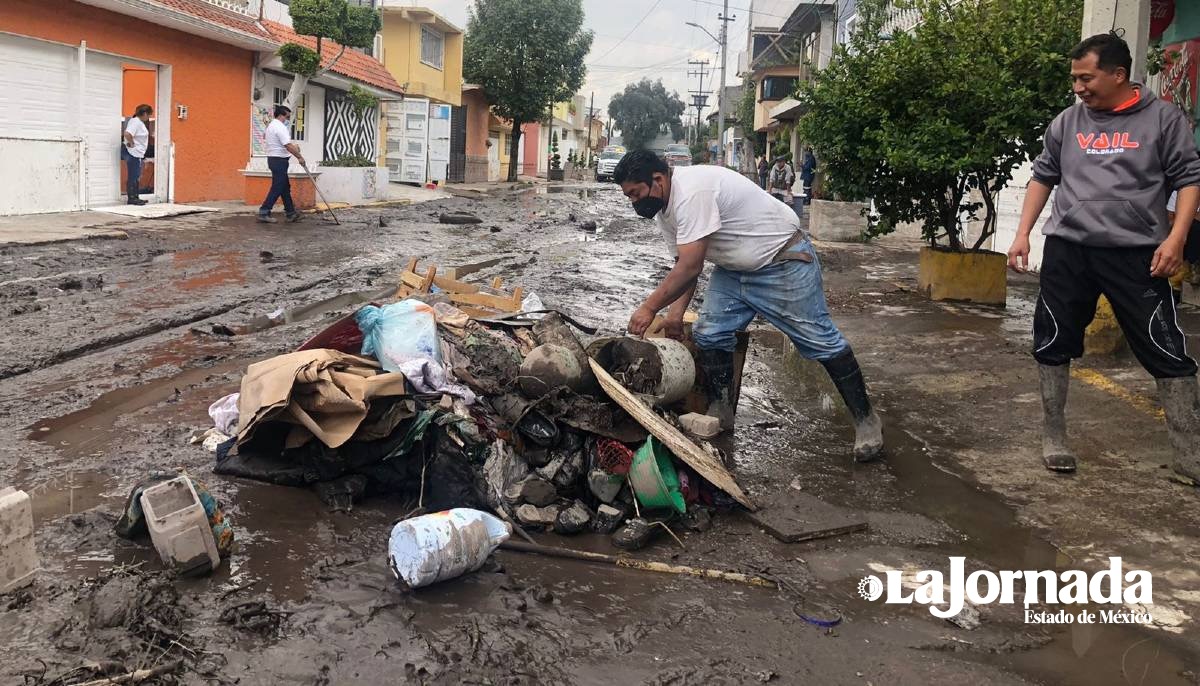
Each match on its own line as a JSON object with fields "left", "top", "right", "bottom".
{"left": 263, "top": 20, "right": 404, "bottom": 97}
{"left": 150, "top": 0, "right": 274, "bottom": 41}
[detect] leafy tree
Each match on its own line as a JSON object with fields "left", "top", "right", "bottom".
{"left": 550, "top": 131, "right": 561, "bottom": 170}
{"left": 280, "top": 0, "right": 380, "bottom": 109}
{"left": 464, "top": 0, "right": 593, "bottom": 181}
{"left": 797, "top": 0, "right": 1081, "bottom": 249}
{"left": 608, "top": 79, "right": 687, "bottom": 151}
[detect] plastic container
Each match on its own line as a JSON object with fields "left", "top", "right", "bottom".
{"left": 586, "top": 337, "right": 697, "bottom": 407}
{"left": 139, "top": 477, "right": 220, "bottom": 575}
{"left": 629, "top": 438, "right": 687, "bottom": 513}
{"left": 387, "top": 509, "right": 512, "bottom": 589}
{"left": 0, "top": 487, "right": 38, "bottom": 593}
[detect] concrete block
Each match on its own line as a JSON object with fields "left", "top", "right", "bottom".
{"left": 588, "top": 469, "right": 624, "bottom": 503}
{"left": 917, "top": 246, "right": 1007, "bottom": 306}
{"left": 592, "top": 504, "right": 628, "bottom": 535}
{"left": 0, "top": 487, "right": 37, "bottom": 594}
{"left": 515, "top": 504, "right": 561, "bottom": 528}
{"left": 506, "top": 477, "right": 558, "bottom": 507}
{"left": 679, "top": 412, "right": 722, "bottom": 438}
{"left": 808, "top": 199, "right": 868, "bottom": 242}
{"left": 554, "top": 500, "right": 593, "bottom": 535}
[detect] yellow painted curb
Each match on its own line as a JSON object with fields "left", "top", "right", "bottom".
{"left": 1070, "top": 366, "right": 1164, "bottom": 421}
{"left": 917, "top": 247, "right": 1007, "bottom": 305}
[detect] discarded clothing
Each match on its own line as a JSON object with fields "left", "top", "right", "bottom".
{"left": 358, "top": 300, "right": 476, "bottom": 403}
{"left": 208, "top": 393, "right": 240, "bottom": 436}
{"left": 236, "top": 349, "right": 409, "bottom": 450}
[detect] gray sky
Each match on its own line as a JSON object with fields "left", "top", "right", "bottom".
{"left": 407, "top": 0, "right": 754, "bottom": 128}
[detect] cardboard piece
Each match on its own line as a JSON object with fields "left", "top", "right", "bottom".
{"left": 589, "top": 359, "right": 755, "bottom": 510}
{"left": 745, "top": 491, "right": 868, "bottom": 543}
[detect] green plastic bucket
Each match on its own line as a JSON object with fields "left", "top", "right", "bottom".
{"left": 629, "top": 437, "right": 687, "bottom": 514}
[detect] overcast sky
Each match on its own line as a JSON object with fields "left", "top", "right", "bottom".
{"left": 403, "top": 0, "right": 756, "bottom": 127}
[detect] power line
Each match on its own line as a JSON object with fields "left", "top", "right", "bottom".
{"left": 588, "top": 0, "right": 665, "bottom": 64}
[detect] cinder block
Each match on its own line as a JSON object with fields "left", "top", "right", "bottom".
{"left": 679, "top": 412, "right": 721, "bottom": 438}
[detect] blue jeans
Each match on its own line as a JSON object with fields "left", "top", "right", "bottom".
{"left": 125, "top": 155, "right": 142, "bottom": 199}
{"left": 260, "top": 156, "right": 295, "bottom": 216}
{"left": 693, "top": 239, "right": 849, "bottom": 361}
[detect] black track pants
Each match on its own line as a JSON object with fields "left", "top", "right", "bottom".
{"left": 1033, "top": 236, "right": 1197, "bottom": 378}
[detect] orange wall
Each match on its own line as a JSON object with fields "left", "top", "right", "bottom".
{"left": 122, "top": 66, "right": 156, "bottom": 116}
{"left": 0, "top": 0, "right": 255, "bottom": 203}
{"left": 462, "top": 90, "right": 490, "bottom": 157}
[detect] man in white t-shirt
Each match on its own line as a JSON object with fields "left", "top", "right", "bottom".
{"left": 122, "top": 104, "right": 152, "bottom": 206}
{"left": 259, "top": 104, "right": 306, "bottom": 224}
{"left": 616, "top": 150, "right": 884, "bottom": 462}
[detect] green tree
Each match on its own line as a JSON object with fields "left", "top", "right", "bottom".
{"left": 608, "top": 79, "right": 687, "bottom": 151}
{"left": 464, "top": 0, "right": 593, "bottom": 181}
{"left": 797, "top": 0, "right": 1081, "bottom": 249}
{"left": 550, "top": 131, "right": 561, "bottom": 170}
{"left": 279, "top": 0, "right": 380, "bottom": 109}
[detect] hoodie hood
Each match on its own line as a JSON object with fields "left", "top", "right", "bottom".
{"left": 1083, "top": 82, "right": 1154, "bottom": 119}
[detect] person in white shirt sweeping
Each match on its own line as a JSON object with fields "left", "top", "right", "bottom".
{"left": 259, "top": 105, "right": 306, "bottom": 224}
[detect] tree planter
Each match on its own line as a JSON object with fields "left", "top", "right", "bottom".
{"left": 808, "top": 200, "right": 868, "bottom": 242}
{"left": 918, "top": 246, "right": 1007, "bottom": 306}
{"left": 548, "top": 169, "right": 565, "bottom": 181}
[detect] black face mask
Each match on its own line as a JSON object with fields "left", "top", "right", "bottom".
{"left": 632, "top": 181, "right": 665, "bottom": 218}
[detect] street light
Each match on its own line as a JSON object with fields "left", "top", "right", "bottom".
{"left": 685, "top": 21, "right": 720, "bottom": 45}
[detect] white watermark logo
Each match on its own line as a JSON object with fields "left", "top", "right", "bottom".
{"left": 858, "top": 557, "right": 1154, "bottom": 625}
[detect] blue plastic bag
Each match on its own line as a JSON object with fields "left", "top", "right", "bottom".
{"left": 357, "top": 300, "right": 475, "bottom": 402}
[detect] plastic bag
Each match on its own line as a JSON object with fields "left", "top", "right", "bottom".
{"left": 357, "top": 300, "right": 475, "bottom": 403}
{"left": 387, "top": 508, "right": 511, "bottom": 589}
{"left": 208, "top": 393, "right": 240, "bottom": 436}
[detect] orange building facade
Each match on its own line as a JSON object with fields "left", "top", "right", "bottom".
{"left": 0, "top": 0, "right": 269, "bottom": 206}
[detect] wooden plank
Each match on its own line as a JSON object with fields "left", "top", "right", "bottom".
{"left": 491, "top": 277, "right": 504, "bottom": 290}
{"left": 400, "top": 270, "right": 426, "bottom": 289}
{"left": 450, "top": 290, "right": 524, "bottom": 312}
{"left": 744, "top": 491, "right": 868, "bottom": 543}
{"left": 589, "top": 358, "right": 755, "bottom": 510}
{"left": 420, "top": 265, "right": 437, "bottom": 292}
{"left": 509, "top": 286, "right": 524, "bottom": 311}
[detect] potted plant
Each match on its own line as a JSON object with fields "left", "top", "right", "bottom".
{"left": 797, "top": 0, "right": 1080, "bottom": 305}
{"left": 548, "top": 131, "right": 564, "bottom": 181}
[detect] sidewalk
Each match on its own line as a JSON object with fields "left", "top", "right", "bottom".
{"left": 0, "top": 211, "right": 130, "bottom": 246}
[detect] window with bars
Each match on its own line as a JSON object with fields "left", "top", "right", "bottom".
{"left": 274, "top": 87, "right": 306, "bottom": 141}
{"left": 420, "top": 26, "right": 444, "bottom": 70}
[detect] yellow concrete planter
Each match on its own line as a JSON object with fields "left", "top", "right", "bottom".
{"left": 917, "top": 246, "right": 1007, "bottom": 306}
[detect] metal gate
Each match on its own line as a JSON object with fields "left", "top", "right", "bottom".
{"left": 447, "top": 104, "right": 467, "bottom": 183}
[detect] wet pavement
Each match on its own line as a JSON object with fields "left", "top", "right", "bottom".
{"left": 1, "top": 183, "right": 1199, "bottom": 685}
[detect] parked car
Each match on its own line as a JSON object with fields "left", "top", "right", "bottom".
{"left": 595, "top": 149, "right": 625, "bottom": 182}
{"left": 664, "top": 144, "right": 691, "bottom": 167}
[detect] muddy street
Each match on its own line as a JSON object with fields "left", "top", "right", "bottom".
{"left": 2, "top": 184, "right": 1199, "bottom": 685}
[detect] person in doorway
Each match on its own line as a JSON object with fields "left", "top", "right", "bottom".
{"left": 615, "top": 150, "right": 884, "bottom": 462}
{"left": 259, "top": 104, "right": 305, "bottom": 224}
{"left": 1007, "top": 33, "right": 1200, "bottom": 479}
{"left": 123, "top": 104, "right": 152, "bottom": 206}
{"left": 757, "top": 156, "right": 769, "bottom": 189}
{"left": 800, "top": 147, "right": 817, "bottom": 205}
{"left": 767, "top": 156, "right": 795, "bottom": 205}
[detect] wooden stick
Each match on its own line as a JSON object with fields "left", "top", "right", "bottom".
{"left": 499, "top": 540, "right": 776, "bottom": 589}
{"left": 75, "top": 661, "right": 183, "bottom": 686}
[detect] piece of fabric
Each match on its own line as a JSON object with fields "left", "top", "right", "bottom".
{"left": 235, "top": 349, "right": 411, "bottom": 450}
{"left": 209, "top": 393, "right": 240, "bottom": 435}
{"left": 1030, "top": 83, "right": 1200, "bottom": 247}
{"left": 124, "top": 117, "right": 149, "bottom": 159}
{"left": 656, "top": 165, "right": 801, "bottom": 272}
{"left": 265, "top": 118, "right": 292, "bottom": 157}
{"left": 261, "top": 156, "right": 295, "bottom": 216}
{"left": 693, "top": 238, "right": 848, "bottom": 360}
{"left": 125, "top": 156, "right": 143, "bottom": 200}
{"left": 1033, "top": 236, "right": 1197, "bottom": 378}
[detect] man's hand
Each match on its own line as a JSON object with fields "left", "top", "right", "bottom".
{"left": 1007, "top": 235, "right": 1031, "bottom": 273}
{"left": 659, "top": 316, "right": 684, "bottom": 340}
{"left": 297, "top": 156, "right": 307, "bottom": 167}
{"left": 1151, "top": 237, "right": 1185, "bottom": 278}
{"left": 627, "top": 305, "right": 656, "bottom": 337}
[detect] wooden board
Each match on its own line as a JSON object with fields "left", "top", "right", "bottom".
{"left": 744, "top": 491, "right": 868, "bottom": 543}
{"left": 589, "top": 358, "right": 756, "bottom": 510}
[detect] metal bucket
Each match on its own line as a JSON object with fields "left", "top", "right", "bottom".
{"left": 586, "top": 336, "right": 697, "bottom": 407}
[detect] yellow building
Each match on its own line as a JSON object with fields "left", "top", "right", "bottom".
{"left": 378, "top": 6, "right": 463, "bottom": 106}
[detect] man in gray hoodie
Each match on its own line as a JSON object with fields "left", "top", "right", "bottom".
{"left": 1008, "top": 33, "right": 1200, "bottom": 481}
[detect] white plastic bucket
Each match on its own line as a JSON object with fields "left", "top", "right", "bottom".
{"left": 387, "top": 509, "right": 511, "bottom": 589}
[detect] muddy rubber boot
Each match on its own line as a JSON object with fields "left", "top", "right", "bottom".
{"left": 127, "top": 196, "right": 147, "bottom": 206}
{"left": 286, "top": 212, "right": 303, "bottom": 223}
{"left": 1038, "top": 363, "right": 1077, "bottom": 473}
{"left": 697, "top": 348, "right": 736, "bottom": 431}
{"left": 1156, "top": 376, "right": 1200, "bottom": 485}
{"left": 257, "top": 214, "right": 277, "bottom": 224}
{"left": 820, "top": 348, "right": 884, "bottom": 463}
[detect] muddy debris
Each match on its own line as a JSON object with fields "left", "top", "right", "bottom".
{"left": 439, "top": 212, "right": 483, "bottom": 225}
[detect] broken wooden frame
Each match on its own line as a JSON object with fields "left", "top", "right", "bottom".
{"left": 395, "top": 258, "right": 525, "bottom": 318}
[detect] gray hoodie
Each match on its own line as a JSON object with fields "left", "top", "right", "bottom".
{"left": 1031, "top": 85, "right": 1200, "bottom": 247}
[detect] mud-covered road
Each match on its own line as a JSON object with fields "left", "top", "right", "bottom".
{"left": 2, "top": 184, "right": 1199, "bottom": 685}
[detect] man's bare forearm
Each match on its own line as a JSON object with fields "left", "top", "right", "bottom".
{"left": 644, "top": 265, "right": 700, "bottom": 313}
{"left": 666, "top": 281, "right": 698, "bottom": 321}
{"left": 1017, "top": 180, "right": 1053, "bottom": 238}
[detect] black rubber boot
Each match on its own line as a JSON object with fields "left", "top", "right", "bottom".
{"left": 127, "top": 196, "right": 147, "bottom": 206}
{"left": 1039, "top": 364, "right": 1077, "bottom": 473}
{"left": 696, "top": 348, "right": 737, "bottom": 431}
{"left": 1157, "top": 376, "right": 1200, "bottom": 485}
{"left": 820, "top": 348, "right": 884, "bottom": 462}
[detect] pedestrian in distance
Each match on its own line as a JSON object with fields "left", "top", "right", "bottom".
{"left": 615, "top": 150, "right": 884, "bottom": 462}
{"left": 122, "top": 104, "right": 152, "bottom": 206}
{"left": 767, "top": 156, "right": 796, "bottom": 205}
{"left": 757, "top": 156, "right": 769, "bottom": 190}
{"left": 259, "top": 104, "right": 306, "bottom": 224}
{"left": 1007, "top": 33, "right": 1200, "bottom": 480}
{"left": 801, "top": 147, "right": 817, "bottom": 206}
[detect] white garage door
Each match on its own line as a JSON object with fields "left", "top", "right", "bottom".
{"left": 0, "top": 35, "right": 126, "bottom": 211}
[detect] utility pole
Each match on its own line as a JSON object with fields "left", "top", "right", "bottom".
{"left": 716, "top": 2, "right": 735, "bottom": 166}
{"left": 585, "top": 92, "right": 595, "bottom": 167}
{"left": 687, "top": 59, "right": 711, "bottom": 147}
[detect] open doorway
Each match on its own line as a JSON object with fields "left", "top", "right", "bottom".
{"left": 120, "top": 64, "right": 157, "bottom": 204}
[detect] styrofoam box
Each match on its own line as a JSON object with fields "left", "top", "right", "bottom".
{"left": 139, "top": 477, "right": 219, "bottom": 575}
